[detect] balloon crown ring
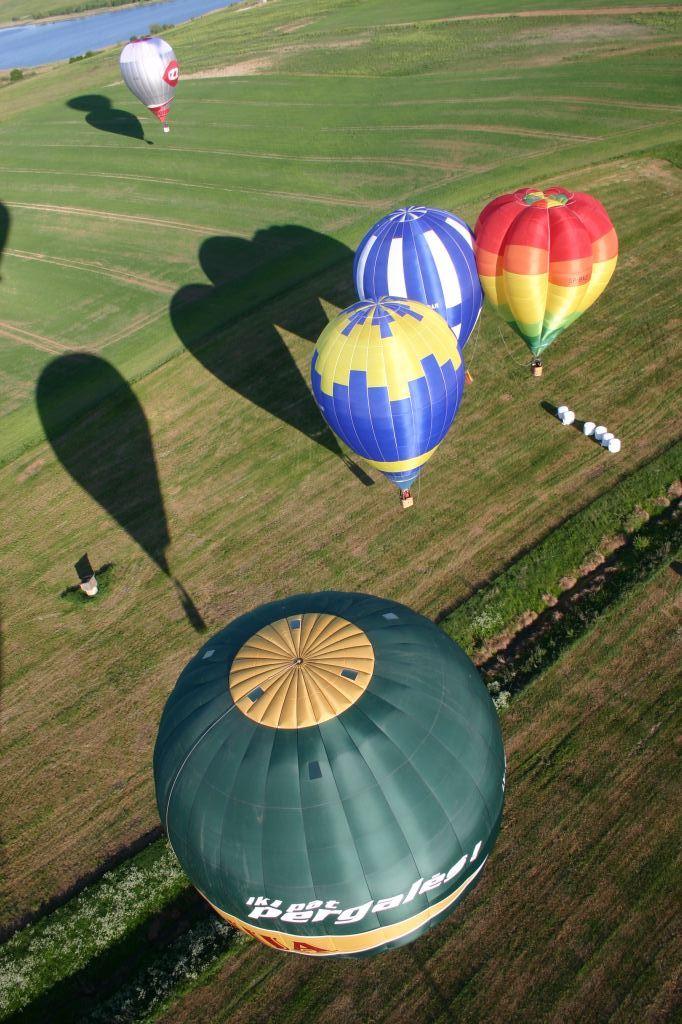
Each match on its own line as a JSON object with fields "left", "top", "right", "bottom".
{"left": 228, "top": 613, "right": 375, "bottom": 729}
{"left": 389, "top": 206, "right": 429, "bottom": 222}
{"left": 518, "top": 188, "right": 572, "bottom": 207}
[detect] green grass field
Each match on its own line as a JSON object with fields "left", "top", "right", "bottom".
{"left": 0, "top": 0, "right": 680, "bottom": 988}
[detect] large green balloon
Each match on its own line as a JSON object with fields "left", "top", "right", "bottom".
{"left": 154, "top": 592, "right": 505, "bottom": 957}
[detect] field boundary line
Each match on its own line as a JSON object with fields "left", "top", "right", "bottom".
{"left": 6, "top": 249, "right": 174, "bottom": 295}
{"left": 6, "top": 174, "right": 372, "bottom": 205}
{"left": 6, "top": 201, "right": 237, "bottom": 237}
{"left": 0, "top": 143, "right": 460, "bottom": 171}
{"left": 3, "top": 170, "right": 376, "bottom": 210}
{"left": 0, "top": 323, "right": 69, "bottom": 355}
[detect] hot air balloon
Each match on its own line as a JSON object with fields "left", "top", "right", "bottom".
{"left": 120, "top": 36, "right": 179, "bottom": 133}
{"left": 154, "top": 591, "right": 506, "bottom": 958}
{"left": 310, "top": 297, "right": 464, "bottom": 506}
{"left": 474, "top": 187, "right": 618, "bottom": 374}
{"left": 354, "top": 206, "right": 483, "bottom": 353}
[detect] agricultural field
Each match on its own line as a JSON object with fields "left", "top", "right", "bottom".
{"left": 0, "top": 0, "right": 680, "bottom": 1019}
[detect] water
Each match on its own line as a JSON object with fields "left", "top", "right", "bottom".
{"left": 0, "top": 0, "right": 245, "bottom": 69}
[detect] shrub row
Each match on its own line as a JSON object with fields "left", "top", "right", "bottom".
{"left": 440, "top": 440, "right": 681, "bottom": 653}
{"left": 485, "top": 498, "right": 680, "bottom": 710}
{"left": 0, "top": 842, "right": 186, "bottom": 1020}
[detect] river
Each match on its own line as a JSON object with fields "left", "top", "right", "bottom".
{"left": 0, "top": 0, "right": 247, "bottom": 70}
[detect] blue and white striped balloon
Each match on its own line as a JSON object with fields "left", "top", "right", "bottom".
{"left": 353, "top": 206, "right": 483, "bottom": 349}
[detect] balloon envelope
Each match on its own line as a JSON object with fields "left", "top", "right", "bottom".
{"left": 354, "top": 206, "right": 483, "bottom": 349}
{"left": 311, "top": 297, "right": 464, "bottom": 489}
{"left": 474, "top": 187, "right": 617, "bottom": 357}
{"left": 120, "top": 36, "right": 178, "bottom": 127}
{"left": 154, "top": 591, "right": 505, "bottom": 957}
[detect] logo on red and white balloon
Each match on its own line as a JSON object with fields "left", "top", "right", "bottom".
{"left": 163, "top": 60, "right": 179, "bottom": 86}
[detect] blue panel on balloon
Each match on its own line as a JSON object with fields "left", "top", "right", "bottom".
{"left": 354, "top": 207, "right": 483, "bottom": 348}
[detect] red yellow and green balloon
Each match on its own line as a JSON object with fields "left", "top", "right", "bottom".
{"left": 474, "top": 187, "right": 618, "bottom": 358}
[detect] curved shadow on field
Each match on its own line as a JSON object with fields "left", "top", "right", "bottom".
{"left": 67, "top": 94, "right": 152, "bottom": 144}
{"left": 36, "top": 354, "right": 205, "bottom": 632}
{"left": 170, "top": 226, "right": 373, "bottom": 486}
{"left": 0, "top": 201, "right": 9, "bottom": 281}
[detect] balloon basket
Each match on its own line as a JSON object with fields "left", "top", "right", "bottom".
{"left": 163, "top": 124, "right": 170, "bottom": 133}
{"left": 400, "top": 491, "right": 414, "bottom": 510}
{"left": 465, "top": 369, "right": 473, "bottom": 385}
{"left": 530, "top": 359, "right": 543, "bottom": 378}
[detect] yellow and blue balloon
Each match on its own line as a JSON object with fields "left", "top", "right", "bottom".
{"left": 311, "top": 297, "right": 464, "bottom": 491}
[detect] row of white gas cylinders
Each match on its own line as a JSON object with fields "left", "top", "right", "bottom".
{"left": 556, "top": 406, "right": 621, "bottom": 453}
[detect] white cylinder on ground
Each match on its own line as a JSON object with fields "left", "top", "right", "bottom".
{"left": 557, "top": 405, "right": 568, "bottom": 419}
{"left": 561, "top": 410, "right": 575, "bottom": 426}
{"left": 594, "top": 425, "right": 607, "bottom": 441}
{"left": 601, "top": 431, "right": 614, "bottom": 447}
{"left": 583, "top": 421, "right": 596, "bottom": 436}
{"left": 608, "top": 437, "right": 621, "bottom": 453}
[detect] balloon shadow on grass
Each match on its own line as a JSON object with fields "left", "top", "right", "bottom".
{"left": 67, "top": 94, "right": 152, "bottom": 144}
{"left": 0, "top": 201, "right": 9, "bottom": 281}
{"left": 170, "top": 226, "right": 374, "bottom": 486}
{"left": 36, "top": 354, "right": 205, "bottom": 632}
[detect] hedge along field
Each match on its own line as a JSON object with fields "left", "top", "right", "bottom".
{"left": 441, "top": 440, "right": 682, "bottom": 652}
{"left": 0, "top": 0, "right": 681, "bottom": 935}
{"left": 155, "top": 565, "right": 682, "bottom": 1024}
